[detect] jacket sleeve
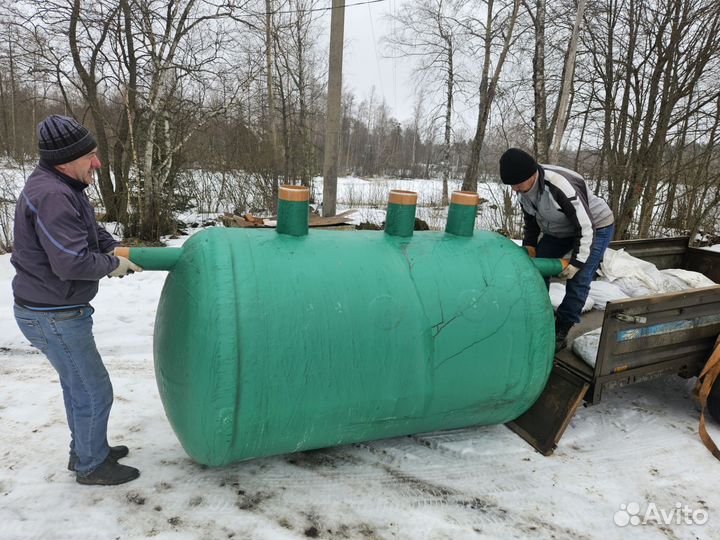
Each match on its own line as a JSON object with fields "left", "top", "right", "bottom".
{"left": 31, "top": 191, "right": 119, "bottom": 281}
{"left": 96, "top": 223, "right": 120, "bottom": 253}
{"left": 546, "top": 181, "right": 594, "bottom": 267}
{"left": 522, "top": 209, "right": 541, "bottom": 248}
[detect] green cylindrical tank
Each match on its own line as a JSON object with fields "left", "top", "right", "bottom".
{"left": 122, "top": 191, "right": 557, "bottom": 466}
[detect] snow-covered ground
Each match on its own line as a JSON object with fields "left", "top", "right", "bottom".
{"left": 2, "top": 228, "right": 720, "bottom": 540}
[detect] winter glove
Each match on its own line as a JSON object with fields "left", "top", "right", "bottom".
{"left": 558, "top": 259, "right": 580, "bottom": 280}
{"left": 109, "top": 256, "right": 143, "bottom": 278}
{"left": 523, "top": 246, "right": 537, "bottom": 258}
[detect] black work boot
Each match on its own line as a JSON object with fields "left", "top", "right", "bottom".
{"left": 68, "top": 445, "right": 129, "bottom": 471}
{"left": 555, "top": 318, "right": 574, "bottom": 353}
{"left": 76, "top": 457, "right": 140, "bottom": 486}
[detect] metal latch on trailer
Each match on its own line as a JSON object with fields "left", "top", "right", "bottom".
{"left": 613, "top": 313, "right": 648, "bottom": 324}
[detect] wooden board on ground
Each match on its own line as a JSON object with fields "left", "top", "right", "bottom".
{"left": 309, "top": 209, "right": 357, "bottom": 227}
{"left": 506, "top": 364, "right": 589, "bottom": 456}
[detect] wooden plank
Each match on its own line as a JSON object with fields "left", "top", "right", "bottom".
{"left": 602, "top": 285, "right": 720, "bottom": 313}
{"left": 556, "top": 347, "right": 594, "bottom": 382}
{"left": 587, "top": 353, "right": 708, "bottom": 403}
{"left": 507, "top": 365, "right": 589, "bottom": 456}
{"left": 221, "top": 209, "right": 357, "bottom": 229}
{"left": 309, "top": 209, "right": 357, "bottom": 227}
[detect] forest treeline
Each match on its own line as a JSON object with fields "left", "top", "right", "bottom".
{"left": 0, "top": 0, "right": 719, "bottom": 244}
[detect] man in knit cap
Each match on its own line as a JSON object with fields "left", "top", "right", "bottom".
{"left": 11, "top": 115, "right": 142, "bottom": 485}
{"left": 498, "top": 148, "right": 615, "bottom": 352}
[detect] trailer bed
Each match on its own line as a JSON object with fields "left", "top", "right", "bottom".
{"left": 508, "top": 237, "right": 720, "bottom": 455}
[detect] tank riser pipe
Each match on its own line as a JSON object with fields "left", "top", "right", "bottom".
{"left": 385, "top": 190, "right": 417, "bottom": 237}
{"left": 277, "top": 185, "right": 310, "bottom": 237}
{"left": 445, "top": 191, "right": 479, "bottom": 237}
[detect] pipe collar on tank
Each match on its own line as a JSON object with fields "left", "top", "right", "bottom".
{"left": 385, "top": 190, "right": 418, "bottom": 238}
{"left": 445, "top": 191, "right": 479, "bottom": 237}
{"left": 277, "top": 185, "right": 310, "bottom": 237}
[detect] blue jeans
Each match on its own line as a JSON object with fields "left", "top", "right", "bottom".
{"left": 536, "top": 224, "right": 615, "bottom": 325}
{"left": 13, "top": 304, "right": 112, "bottom": 475}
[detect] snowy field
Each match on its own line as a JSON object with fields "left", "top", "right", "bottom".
{"left": 2, "top": 226, "right": 720, "bottom": 540}
{"left": 306, "top": 176, "right": 513, "bottom": 232}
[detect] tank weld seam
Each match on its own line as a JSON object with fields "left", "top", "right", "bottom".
{"left": 432, "top": 288, "right": 490, "bottom": 338}
{"left": 433, "top": 297, "right": 521, "bottom": 370}
{"left": 399, "top": 241, "right": 432, "bottom": 327}
{"left": 399, "top": 243, "right": 415, "bottom": 272}
{"left": 398, "top": 242, "right": 436, "bottom": 383}
{"left": 431, "top": 313, "right": 461, "bottom": 338}
{"left": 434, "top": 333, "right": 496, "bottom": 370}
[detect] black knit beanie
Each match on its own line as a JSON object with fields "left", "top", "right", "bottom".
{"left": 499, "top": 148, "right": 538, "bottom": 185}
{"left": 37, "top": 115, "right": 97, "bottom": 165}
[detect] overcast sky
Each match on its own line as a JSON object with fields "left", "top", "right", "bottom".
{"left": 317, "top": 0, "right": 478, "bottom": 132}
{"left": 332, "top": 0, "right": 417, "bottom": 123}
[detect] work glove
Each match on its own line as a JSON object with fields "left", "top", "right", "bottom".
{"left": 109, "top": 256, "right": 143, "bottom": 278}
{"left": 523, "top": 246, "right": 537, "bottom": 258}
{"left": 558, "top": 259, "right": 580, "bottom": 280}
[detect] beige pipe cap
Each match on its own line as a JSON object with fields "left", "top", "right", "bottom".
{"left": 279, "top": 185, "right": 310, "bottom": 202}
{"left": 450, "top": 191, "right": 480, "bottom": 206}
{"left": 388, "top": 190, "right": 418, "bottom": 206}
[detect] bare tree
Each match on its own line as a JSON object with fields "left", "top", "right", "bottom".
{"left": 527, "top": 0, "right": 548, "bottom": 161}
{"left": 7, "top": 0, "right": 258, "bottom": 240}
{"left": 273, "top": 0, "right": 324, "bottom": 187}
{"left": 548, "top": 0, "right": 587, "bottom": 162}
{"left": 385, "top": 0, "right": 466, "bottom": 205}
{"left": 579, "top": 0, "right": 720, "bottom": 239}
{"left": 461, "top": 0, "right": 521, "bottom": 192}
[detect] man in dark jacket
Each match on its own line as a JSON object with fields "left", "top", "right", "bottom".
{"left": 499, "top": 148, "right": 615, "bottom": 352}
{"left": 12, "top": 115, "right": 142, "bottom": 485}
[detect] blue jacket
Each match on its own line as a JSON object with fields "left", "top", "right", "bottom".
{"left": 11, "top": 161, "right": 120, "bottom": 307}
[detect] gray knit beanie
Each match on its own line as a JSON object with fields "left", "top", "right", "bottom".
{"left": 37, "top": 115, "right": 97, "bottom": 165}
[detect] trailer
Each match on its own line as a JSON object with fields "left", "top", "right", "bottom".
{"left": 509, "top": 236, "right": 720, "bottom": 455}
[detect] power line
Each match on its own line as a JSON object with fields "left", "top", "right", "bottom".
{"left": 113, "top": 0, "right": 387, "bottom": 21}
{"left": 366, "top": 1, "right": 384, "bottom": 96}
{"left": 273, "top": 0, "right": 386, "bottom": 16}
{"left": 176, "top": 0, "right": 388, "bottom": 20}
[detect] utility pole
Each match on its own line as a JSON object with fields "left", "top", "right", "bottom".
{"left": 322, "top": 0, "right": 345, "bottom": 217}
{"left": 266, "top": 0, "right": 279, "bottom": 209}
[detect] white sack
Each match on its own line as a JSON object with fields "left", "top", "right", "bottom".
{"left": 660, "top": 268, "right": 715, "bottom": 289}
{"left": 588, "top": 281, "right": 630, "bottom": 310}
{"left": 597, "top": 248, "right": 716, "bottom": 297}
{"left": 549, "top": 282, "right": 595, "bottom": 313}
{"left": 572, "top": 327, "right": 602, "bottom": 368}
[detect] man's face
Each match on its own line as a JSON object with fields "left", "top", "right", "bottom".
{"left": 56, "top": 149, "right": 101, "bottom": 185}
{"left": 511, "top": 171, "right": 538, "bottom": 193}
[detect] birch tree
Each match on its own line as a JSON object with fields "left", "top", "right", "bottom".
{"left": 461, "top": 0, "right": 521, "bottom": 192}
{"left": 385, "top": 0, "right": 465, "bottom": 205}
{"left": 547, "top": 0, "right": 587, "bottom": 162}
